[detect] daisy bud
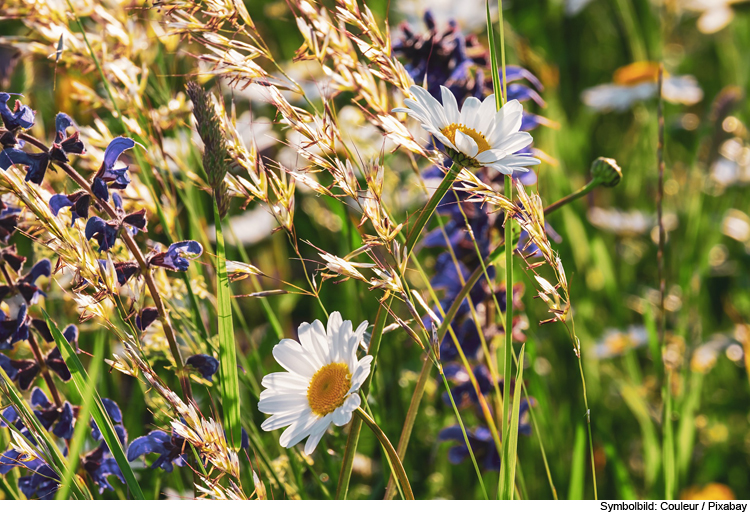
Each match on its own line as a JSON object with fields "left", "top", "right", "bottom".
{"left": 591, "top": 157, "right": 623, "bottom": 188}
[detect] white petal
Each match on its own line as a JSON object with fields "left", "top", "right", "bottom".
{"left": 332, "top": 393, "right": 360, "bottom": 427}
{"left": 476, "top": 95, "right": 497, "bottom": 133}
{"left": 432, "top": 131, "right": 457, "bottom": 151}
{"left": 502, "top": 153, "right": 541, "bottom": 168}
{"left": 663, "top": 76, "right": 703, "bottom": 105}
{"left": 279, "top": 411, "right": 318, "bottom": 448}
{"left": 298, "top": 320, "right": 329, "bottom": 366}
{"left": 459, "top": 96, "right": 482, "bottom": 129}
{"left": 350, "top": 355, "right": 373, "bottom": 391}
{"left": 475, "top": 149, "right": 504, "bottom": 164}
{"left": 260, "top": 371, "right": 308, "bottom": 391}
{"left": 493, "top": 131, "right": 533, "bottom": 155}
{"left": 346, "top": 320, "right": 368, "bottom": 371}
{"left": 273, "top": 339, "right": 318, "bottom": 378}
{"left": 698, "top": 7, "right": 733, "bottom": 34}
{"left": 260, "top": 408, "right": 309, "bottom": 431}
{"left": 258, "top": 393, "right": 308, "bottom": 413}
{"left": 489, "top": 100, "right": 524, "bottom": 145}
{"left": 454, "top": 130, "right": 478, "bottom": 158}
{"left": 440, "top": 86, "right": 460, "bottom": 124}
{"left": 303, "top": 418, "right": 331, "bottom": 455}
{"left": 410, "top": 85, "right": 447, "bottom": 129}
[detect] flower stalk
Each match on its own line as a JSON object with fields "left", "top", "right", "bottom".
{"left": 354, "top": 406, "right": 414, "bottom": 500}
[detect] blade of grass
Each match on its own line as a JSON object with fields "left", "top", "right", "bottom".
{"left": 0, "top": 364, "right": 89, "bottom": 500}
{"left": 213, "top": 195, "right": 242, "bottom": 450}
{"left": 55, "top": 330, "right": 106, "bottom": 500}
{"left": 567, "top": 423, "right": 586, "bottom": 500}
{"left": 43, "top": 310, "right": 145, "bottom": 500}
{"left": 500, "top": 345, "right": 525, "bottom": 499}
{"left": 354, "top": 406, "right": 414, "bottom": 500}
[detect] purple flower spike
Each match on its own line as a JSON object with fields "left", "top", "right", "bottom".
{"left": 18, "top": 459, "right": 59, "bottom": 499}
{"left": 102, "top": 137, "right": 136, "bottom": 169}
{"left": 0, "top": 352, "right": 18, "bottom": 379}
{"left": 0, "top": 93, "right": 35, "bottom": 131}
{"left": 127, "top": 430, "right": 188, "bottom": 472}
{"left": 112, "top": 192, "right": 123, "bottom": 211}
{"left": 150, "top": 240, "right": 203, "bottom": 272}
{"left": 122, "top": 209, "right": 147, "bottom": 232}
{"left": 99, "top": 137, "right": 135, "bottom": 184}
{"left": 85, "top": 216, "right": 118, "bottom": 252}
{"left": 45, "top": 324, "right": 77, "bottom": 382}
{"left": 114, "top": 261, "right": 139, "bottom": 286}
{"left": 135, "top": 307, "right": 158, "bottom": 331}
{"left": 505, "top": 84, "right": 546, "bottom": 108}
{"left": 186, "top": 354, "right": 220, "bottom": 382}
{"left": 91, "top": 176, "right": 109, "bottom": 202}
{"left": 25, "top": 258, "right": 51, "bottom": 285}
{"left": 82, "top": 446, "right": 125, "bottom": 494}
{"left": 49, "top": 194, "right": 73, "bottom": 216}
{"left": 52, "top": 402, "right": 75, "bottom": 439}
{"left": 0, "top": 148, "right": 50, "bottom": 184}
{"left": 89, "top": 137, "right": 136, "bottom": 202}
{"left": 0, "top": 303, "right": 30, "bottom": 350}
{"left": 50, "top": 190, "right": 90, "bottom": 225}
{"left": 49, "top": 113, "right": 85, "bottom": 162}
{"left": 502, "top": 66, "right": 545, "bottom": 92}
{"left": 0, "top": 245, "right": 26, "bottom": 272}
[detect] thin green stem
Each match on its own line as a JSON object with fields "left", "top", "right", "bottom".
{"left": 499, "top": 173, "right": 514, "bottom": 499}
{"left": 335, "top": 296, "right": 391, "bottom": 499}
{"left": 578, "top": 354, "right": 598, "bottom": 500}
{"left": 404, "top": 163, "right": 460, "bottom": 253}
{"left": 354, "top": 407, "right": 414, "bottom": 500}
{"left": 438, "top": 364, "right": 490, "bottom": 500}
{"left": 544, "top": 180, "right": 600, "bottom": 215}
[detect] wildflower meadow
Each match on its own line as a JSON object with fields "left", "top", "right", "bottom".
{"left": 0, "top": 0, "right": 749, "bottom": 509}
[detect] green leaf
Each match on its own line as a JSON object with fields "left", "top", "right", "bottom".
{"left": 55, "top": 330, "right": 106, "bottom": 500}
{"left": 567, "top": 423, "right": 586, "bottom": 500}
{"left": 486, "top": 0, "right": 502, "bottom": 109}
{"left": 42, "top": 310, "right": 145, "bottom": 500}
{"left": 213, "top": 195, "right": 241, "bottom": 450}
{"left": 500, "top": 345, "right": 525, "bottom": 500}
{"left": 0, "top": 366, "right": 89, "bottom": 500}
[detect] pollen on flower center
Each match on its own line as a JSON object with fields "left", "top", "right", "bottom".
{"left": 441, "top": 123, "right": 492, "bottom": 154}
{"left": 307, "top": 362, "right": 352, "bottom": 416}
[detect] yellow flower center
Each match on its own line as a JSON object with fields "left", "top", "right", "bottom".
{"left": 307, "top": 362, "right": 352, "bottom": 416}
{"left": 441, "top": 123, "right": 492, "bottom": 154}
{"left": 613, "top": 61, "right": 660, "bottom": 86}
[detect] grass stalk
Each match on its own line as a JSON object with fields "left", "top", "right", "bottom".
{"left": 213, "top": 195, "right": 242, "bottom": 450}
{"left": 354, "top": 407, "right": 414, "bottom": 500}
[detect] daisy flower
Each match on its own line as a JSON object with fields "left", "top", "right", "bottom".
{"left": 582, "top": 61, "right": 703, "bottom": 112}
{"left": 258, "top": 312, "right": 372, "bottom": 455}
{"left": 394, "top": 85, "right": 541, "bottom": 173}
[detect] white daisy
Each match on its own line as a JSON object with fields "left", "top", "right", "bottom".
{"left": 394, "top": 85, "right": 541, "bottom": 173}
{"left": 258, "top": 312, "right": 372, "bottom": 455}
{"left": 582, "top": 62, "right": 703, "bottom": 112}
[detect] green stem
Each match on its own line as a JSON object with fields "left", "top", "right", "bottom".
{"left": 499, "top": 173, "right": 514, "bottom": 498}
{"left": 335, "top": 296, "right": 391, "bottom": 499}
{"left": 338, "top": 161, "right": 460, "bottom": 499}
{"left": 404, "top": 163, "right": 460, "bottom": 253}
{"left": 544, "top": 180, "right": 599, "bottom": 215}
{"left": 438, "top": 364, "right": 490, "bottom": 500}
{"left": 578, "top": 354, "right": 598, "bottom": 500}
{"left": 354, "top": 407, "right": 414, "bottom": 500}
